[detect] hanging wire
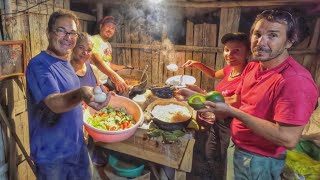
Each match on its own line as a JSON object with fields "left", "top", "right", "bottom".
{"left": 0, "top": 0, "right": 49, "bottom": 16}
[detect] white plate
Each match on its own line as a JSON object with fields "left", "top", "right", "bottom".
{"left": 165, "top": 75, "right": 196, "bottom": 88}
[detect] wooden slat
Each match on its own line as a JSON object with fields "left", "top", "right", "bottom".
{"left": 139, "top": 33, "right": 152, "bottom": 84}
{"left": 151, "top": 42, "right": 161, "bottom": 85}
{"left": 39, "top": 14, "right": 48, "bottom": 51}
{"left": 192, "top": 24, "right": 203, "bottom": 87}
{"left": 185, "top": 20, "right": 194, "bottom": 76}
{"left": 174, "top": 51, "right": 186, "bottom": 76}
{"left": 201, "top": 23, "right": 217, "bottom": 91}
{"left": 124, "top": 21, "right": 132, "bottom": 67}
{"left": 28, "top": 13, "right": 41, "bottom": 57}
{"left": 303, "top": 18, "right": 320, "bottom": 79}
{"left": 131, "top": 32, "right": 140, "bottom": 70}
{"left": 179, "top": 138, "right": 195, "bottom": 172}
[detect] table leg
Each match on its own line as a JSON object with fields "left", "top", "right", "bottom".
{"left": 174, "top": 170, "right": 186, "bottom": 180}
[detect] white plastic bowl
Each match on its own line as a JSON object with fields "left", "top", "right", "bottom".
{"left": 166, "top": 75, "right": 196, "bottom": 88}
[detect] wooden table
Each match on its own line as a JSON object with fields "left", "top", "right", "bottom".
{"left": 96, "top": 128, "right": 195, "bottom": 180}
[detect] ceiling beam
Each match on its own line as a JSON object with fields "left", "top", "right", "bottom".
{"left": 97, "top": 0, "right": 317, "bottom": 8}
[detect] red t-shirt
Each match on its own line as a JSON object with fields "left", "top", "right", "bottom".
{"left": 215, "top": 66, "right": 242, "bottom": 98}
{"left": 232, "top": 56, "right": 318, "bottom": 157}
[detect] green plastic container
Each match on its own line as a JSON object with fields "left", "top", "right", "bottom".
{"left": 108, "top": 154, "right": 145, "bottom": 178}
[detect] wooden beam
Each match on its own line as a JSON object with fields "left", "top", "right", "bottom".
{"left": 72, "top": 11, "right": 96, "bottom": 21}
{"left": 99, "top": 0, "right": 316, "bottom": 8}
{"left": 110, "top": 43, "right": 319, "bottom": 55}
{"left": 166, "top": 0, "right": 317, "bottom": 8}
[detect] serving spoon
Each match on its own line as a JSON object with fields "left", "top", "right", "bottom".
{"left": 139, "top": 65, "right": 149, "bottom": 82}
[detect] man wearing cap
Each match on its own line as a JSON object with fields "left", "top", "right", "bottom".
{"left": 200, "top": 10, "right": 318, "bottom": 179}
{"left": 91, "top": 16, "right": 128, "bottom": 93}
{"left": 178, "top": 32, "right": 250, "bottom": 179}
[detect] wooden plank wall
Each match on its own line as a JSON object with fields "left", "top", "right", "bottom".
{"left": 111, "top": 11, "right": 320, "bottom": 93}
{"left": 0, "top": 1, "right": 96, "bottom": 179}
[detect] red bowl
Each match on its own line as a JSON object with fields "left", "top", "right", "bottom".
{"left": 83, "top": 95, "right": 144, "bottom": 143}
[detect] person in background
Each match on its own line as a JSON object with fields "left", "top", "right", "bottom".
{"left": 176, "top": 32, "right": 250, "bottom": 180}
{"left": 91, "top": 16, "right": 129, "bottom": 93}
{"left": 71, "top": 32, "right": 98, "bottom": 87}
{"left": 26, "top": 10, "right": 112, "bottom": 179}
{"left": 199, "top": 10, "right": 318, "bottom": 179}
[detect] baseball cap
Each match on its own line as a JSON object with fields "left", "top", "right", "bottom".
{"left": 221, "top": 32, "right": 249, "bottom": 44}
{"left": 100, "top": 16, "right": 116, "bottom": 25}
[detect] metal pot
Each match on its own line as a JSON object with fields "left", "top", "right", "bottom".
{"left": 107, "top": 69, "right": 148, "bottom": 95}
{"left": 117, "top": 69, "right": 147, "bottom": 92}
{"left": 145, "top": 99, "right": 193, "bottom": 131}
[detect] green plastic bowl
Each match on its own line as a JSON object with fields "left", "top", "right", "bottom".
{"left": 108, "top": 154, "right": 145, "bottom": 178}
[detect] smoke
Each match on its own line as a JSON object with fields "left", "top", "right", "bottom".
{"left": 109, "top": 0, "right": 183, "bottom": 64}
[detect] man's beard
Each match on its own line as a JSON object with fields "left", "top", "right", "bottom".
{"left": 252, "top": 46, "right": 285, "bottom": 62}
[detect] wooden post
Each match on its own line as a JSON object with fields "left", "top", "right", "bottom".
{"left": 96, "top": 0, "right": 103, "bottom": 24}
{"left": 201, "top": 23, "right": 217, "bottom": 91}
{"left": 185, "top": 20, "right": 194, "bottom": 76}
{"left": 215, "top": 7, "right": 241, "bottom": 86}
{"left": 192, "top": 24, "right": 204, "bottom": 87}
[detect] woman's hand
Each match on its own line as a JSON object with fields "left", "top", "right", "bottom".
{"left": 185, "top": 84, "right": 206, "bottom": 94}
{"left": 174, "top": 88, "right": 196, "bottom": 101}
{"left": 182, "top": 60, "right": 202, "bottom": 69}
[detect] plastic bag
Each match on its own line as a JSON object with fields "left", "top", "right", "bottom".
{"left": 286, "top": 150, "right": 320, "bottom": 180}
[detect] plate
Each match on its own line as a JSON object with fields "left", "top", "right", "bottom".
{"left": 165, "top": 75, "right": 196, "bottom": 88}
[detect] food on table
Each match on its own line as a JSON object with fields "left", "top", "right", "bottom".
{"left": 124, "top": 78, "right": 140, "bottom": 86}
{"left": 187, "top": 94, "right": 206, "bottom": 110}
{"left": 93, "top": 86, "right": 107, "bottom": 103}
{"left": 187, "top": 119, "right": 199, "bottom": 131}
{"left": 151, "top": 103, "right": 191, "bottom": 123}
{"left": 87, "top": 106, "right": 135, "bottom": 131}
{"left": 187, "top": 91, "right": 225, "bottom": 110}
{"left": 150, "top": 86, "right": 173, "bottom": 99}
{"left": 205, "top": 91, "right": 225, "bottom": 103}
{"left": 166, "top": 63, "right": 179, "bottom": 72}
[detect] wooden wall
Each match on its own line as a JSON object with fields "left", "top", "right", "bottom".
{"left": 111, "top": 8, "right": 320, "bottom": 93}
{"left": 0, "top": 0, "right": 96, "bottom": 179}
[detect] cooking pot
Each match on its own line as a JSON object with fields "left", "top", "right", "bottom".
{"left": 108, "top": 69, "right": 148, "bottom": 95}
{"left": 145, "top": 99, "right": 193, "bottom": 131}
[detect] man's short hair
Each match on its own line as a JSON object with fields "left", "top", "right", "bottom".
{"left": 250, "top": 10, "right": 299, "bottom": 45}
{"left": 221, "top": 32, "right": 250, "bottom": 50}
{"left": 47, "top": 10, "right": 79, "bottom": 32}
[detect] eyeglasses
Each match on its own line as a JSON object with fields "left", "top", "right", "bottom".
{"left": 53, "top": 28, "right": 79, "bottom": 39}
{"left": 259, "top": 10, "right": 295, "bottom": 25}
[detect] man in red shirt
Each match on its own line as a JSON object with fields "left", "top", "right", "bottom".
{"left": 200, "top": 10, "right": 319, "bottom": 179}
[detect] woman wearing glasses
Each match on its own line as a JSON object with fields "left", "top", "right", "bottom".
{"left": 200, "top": 10, "right": 318, "bottom": 179}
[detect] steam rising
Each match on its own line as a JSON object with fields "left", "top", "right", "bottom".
{"left": 114, "top": 0, "right": 183, "bottom": 64}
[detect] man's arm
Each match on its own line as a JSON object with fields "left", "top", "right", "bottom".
{"left": 230, "top": 106, "right": 304, "bottom": 149}
{"left": 110, "top": 63, "right": 126, "bottom": 71}
{"left": 201, "top": 102, "right": 304, "bottom": 149}
{"left": 91, "top": 53, "right": 128, "bottom": 93}
{"left": 44, "top": 86, "right": 112, "bottom": 113}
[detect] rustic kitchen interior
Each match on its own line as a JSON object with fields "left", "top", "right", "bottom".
{"left": 0, "top": 0, "right": 320, "bottom": 179}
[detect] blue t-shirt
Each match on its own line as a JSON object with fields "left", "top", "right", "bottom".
{"left": 26, "top": 51, "right": 84, "bottom": 164}
{"left": 78, "top": 61, "right": 97, "bottom": 87}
